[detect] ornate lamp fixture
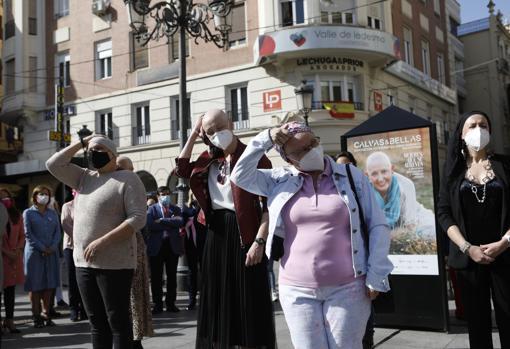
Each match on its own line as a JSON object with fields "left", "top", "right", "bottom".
{"left": 294, "top": 81, "right": 314, "bottom": 126}
{"left": 124, "top": 0, "right": 233, "bottom": 47}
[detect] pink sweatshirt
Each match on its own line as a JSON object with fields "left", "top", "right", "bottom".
{"left": 279, "top": 160, "right": 356, "bottom": 288}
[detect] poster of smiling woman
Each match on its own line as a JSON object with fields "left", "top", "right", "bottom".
{"left": 346, "top": 127, "right": 438, "bottom": 275}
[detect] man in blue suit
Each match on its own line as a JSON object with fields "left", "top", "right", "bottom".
{"left": 146, "top": 186, "right": 184, "bottom": 314}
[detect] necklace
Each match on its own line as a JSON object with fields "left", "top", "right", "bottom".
{"left": 470, "top": 183, "right": 486, "bottom": 203}
{"left": 466, "top": 159, "right": 494, "bottom": 204}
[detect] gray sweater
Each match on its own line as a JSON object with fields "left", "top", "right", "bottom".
{"left": 46, "top": 151, "right": 146, "bottom": 270}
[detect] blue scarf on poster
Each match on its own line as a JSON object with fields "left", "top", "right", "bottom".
{"left": 373, "top": 175, "right": 401, "bottom": 229}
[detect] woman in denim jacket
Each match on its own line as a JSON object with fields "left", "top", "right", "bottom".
{"left": 231, "top": 122, "right": 393, "bottom": 349}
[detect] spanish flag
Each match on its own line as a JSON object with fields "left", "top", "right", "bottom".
{"left": 323, "top": 102, "right": 355, "bottom": 119}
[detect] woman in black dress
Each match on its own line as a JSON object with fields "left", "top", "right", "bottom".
{"left": 438, "top": 111, "right": 510, "bottom": 349}
{"left": 175, "top": 109, "right": 275, "bottom": 349}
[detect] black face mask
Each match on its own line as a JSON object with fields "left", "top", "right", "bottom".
{"left": 89, "top": 150, "right": 111, "bottom": 169}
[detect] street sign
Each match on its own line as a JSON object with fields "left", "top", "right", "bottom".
{"left": 49, "top": 131, "right": 71, "bottom": 143}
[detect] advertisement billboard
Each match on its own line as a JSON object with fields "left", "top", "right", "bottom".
{"left": 347, "top": 127, "right": 438, "bottom": 275}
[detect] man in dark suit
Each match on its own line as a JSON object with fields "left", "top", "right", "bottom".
{"left": 181, "top": 200, "right": 207, "bottom": 311}
{"left": 146, "top": 186, "right": 184, "bottom": 314}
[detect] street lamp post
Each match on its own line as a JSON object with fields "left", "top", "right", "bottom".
{"left": 294, "top": 81, "right": 314, "bottom": 126}
{"left": 77, "top": 124, "right": 93, "bottom": 168}
{"left": 124, "top": 0, "right": 233, "bottom": 207}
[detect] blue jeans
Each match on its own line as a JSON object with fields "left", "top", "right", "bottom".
{"left": 267, "top": 258, "right": 277, "bottom": 292}
{"left": 279, "top": 278, "right": 370, "bottom": 349}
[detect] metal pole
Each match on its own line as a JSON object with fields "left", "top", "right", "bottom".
{"left": 57, "top": 76, "right": 65, "bottom": 150}
{"left": 57, "top": 76, "right": 67, "bottom": 206}
{"left": 177, "top": 0, "right": 189, "bottom": 208}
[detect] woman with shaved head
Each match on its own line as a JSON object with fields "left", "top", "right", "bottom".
{"left": 176, "top": 109, "right": 275, "bottom": 348}
{"left": 365, "top": 151, "right": 435, "bottom": 238}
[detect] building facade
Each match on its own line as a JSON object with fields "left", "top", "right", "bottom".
{"left": 458, "top": 2, "right": 510, "bottom": 154}
{"left": 1, "top": 0, "right": 459, "bottom": 204}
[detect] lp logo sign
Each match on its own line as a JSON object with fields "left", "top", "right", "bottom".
{"left": 263, "top": 90, "right": 282, "bottom": 112}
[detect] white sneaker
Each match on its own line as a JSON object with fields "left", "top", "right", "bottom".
{"left": 271, "top": 290, "right": 279, "bottom": 302}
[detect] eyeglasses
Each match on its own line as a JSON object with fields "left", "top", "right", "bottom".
{"left": 286, "top": 137, "right": 321, "bottom": 160}
{"left": 217, "top": 160, "right": 228, "bottom": 185}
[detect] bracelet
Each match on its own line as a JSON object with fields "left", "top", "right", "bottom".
{"left": 460, "top": 241, "right": 472, "bottom": 255}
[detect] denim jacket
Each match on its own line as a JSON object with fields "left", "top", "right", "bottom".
{"left": 231, "top": 130, "right": 393, "bottom": 292}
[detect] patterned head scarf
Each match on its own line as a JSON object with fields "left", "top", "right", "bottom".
{"left": 274, "top": 122, "right": 312, "bottom": 162}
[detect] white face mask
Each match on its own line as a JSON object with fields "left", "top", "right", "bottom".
{"left": 464, "top": 127, "right": 490, "bottom": 152}
{"left": 36, "top": 194, "right": 49, "bottom": 206}
{"left": 295, "top": 145, "right": 325, "bottom": 172}
{"left": 208, "top": 129, "right": 233, "bottom": 150}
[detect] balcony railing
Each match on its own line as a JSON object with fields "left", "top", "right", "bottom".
{"left": 171, "top": 128, "right": 191, "bottom": 141}
{"left": 132, "top": 126, "right": 151, "bottom": 146}
{"left": 312, "top": 101, "right": 364, "bottom": 111}
{"left": 449, "top": 34, "right": 464, "bottom": 58}
{"left": 233, "top": 119, "right": 250, "bottom": 130}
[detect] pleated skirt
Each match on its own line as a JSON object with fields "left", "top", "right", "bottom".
{"left": 196, "top": 209, "right": 276, "bottom": 349}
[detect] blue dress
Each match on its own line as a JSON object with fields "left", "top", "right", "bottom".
{"left": 23, "top": 206, "right": 61, "bottom": 292}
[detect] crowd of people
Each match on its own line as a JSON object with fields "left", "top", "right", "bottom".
{"left": 0, "top": 109, "right": 507, "bottom": 349}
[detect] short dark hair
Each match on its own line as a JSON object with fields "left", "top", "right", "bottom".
{"left": 335, "top": 151, "right": 357, "bottom": 167}
{"left": 157, "top": 186, "right": 171, "bottom": 195}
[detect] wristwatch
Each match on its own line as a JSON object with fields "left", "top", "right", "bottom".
{"left": 255, "top": 237, "right": 266, "bottom": 246}
{"left": 460, "top": 241, "right": 472, "bottom": 255}
{"left": 504, "top": 235, "right": 510, "bottom": 246}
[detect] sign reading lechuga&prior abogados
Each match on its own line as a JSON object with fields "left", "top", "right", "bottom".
{"left": 295, "top": 57, "right": 365, "bottom": 73}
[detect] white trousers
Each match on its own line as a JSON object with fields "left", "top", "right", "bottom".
{"left": 279, "top": 278, "right": 371, "bottom": 349}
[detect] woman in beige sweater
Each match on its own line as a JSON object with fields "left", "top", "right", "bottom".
{"left": 46, "top": 135, "right": 146, "bottom": 349}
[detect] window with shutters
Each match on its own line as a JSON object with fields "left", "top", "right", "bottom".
{"left": 97, "top": 110, "right": 114, "bottom": 140}
{"left": 320, "top": 0, "right": 355, "bottom": 25}
{"left": 228, "top": 2, "right": 246, "bottom": 47}
{"left": 131, "top": 32, "right": 148, "bottom": 70}
{"left": 367, "top": 4, "right": 383, "bottom": 30}
{"left": 56, "top": 0, "right": 70, "bottom": 18}
{"left": 304, "top": 74, "right": 363, "bottom": 111}
{"left": 170, "top": 96, "right": 191, "bottom": 140}
{"left": 5, "top": 0, "right": 14, "bottom": 39}
{"left": 133, "top": 104, "right": 150, "bottom": 145}
{"left": 421, "top": 40, "right": 430, "bottom": 76}
{"left": 437, "top": 53, "right": 445, "bottom": 84}
{"left": 29, "top": 56, "right": 37, "bottom": 92}
{"left": 280, "top": 0, "right": 305, "bottom": 27}
{"left": 28, "top": 0, "right": 37, "bottom": 35}
{"left": 168, "top": 34, "right": 189, "bottom": 62}
{"left": 5, "top": 59, "right": 15, "bottom": 94}
{"left": 228, "top": 86, "right": 249, "bottom": 130}
{"left": 403, "top": 27, "right": 413, "bottom": 65}
{"left": 96, "top": 40, "right": 112, "bottom": 79}
{"left": 56, "top": 52, "right": 71, "bottom": 87}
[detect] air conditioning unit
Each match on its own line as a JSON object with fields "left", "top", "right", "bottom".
{"left": 92, "top": 0, "right": 110, "bottom": 16}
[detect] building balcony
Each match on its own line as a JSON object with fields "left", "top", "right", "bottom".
{"left": 312, "top": 100, "right": 364, "bottom": 111}
{"left": 446, "top": 0, "right": 461, "bottom": 23}
{"left": 255, "top": 25, "right": 400, "bottom": 67}
{"left": 449, "top": 33, "right": 464, "bottom": 59}
{"left": 132, "top": 127, "right": 151, "bottom": 146}
{"left": 385, "top": 61, "right": 457, "bottom": 104}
